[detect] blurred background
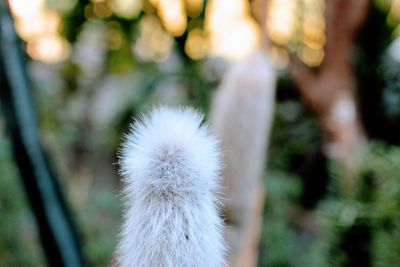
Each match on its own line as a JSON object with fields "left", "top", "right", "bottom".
{"left": 1, "top": 0, "right": 400, "bottom": 266}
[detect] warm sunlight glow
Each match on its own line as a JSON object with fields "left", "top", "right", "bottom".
{"left": 300, "top": 0, "right": 325, "bottom": 66}
{"left": 299, "top": 46, "right": 324, "bottom": 67}
{"left": 15, "top": 8, "right": 60, "bottom": 40}
{"left": 157, "top": 0, "right": 187, "bottom": 36}
{"left": 266, "top": 0, "right": 297, "bottom": 45}
{"left": 149, "top": 0, "right": 159, "bottom": 7}
{"left": 9, "top": 0, "right": 70, "bottom": 63}
{"left": 205, "top": 0, "right": 260, "bottom": 61}
{"left": 9, "top": 0, "right": 45, "bottom": 19}
{"left": 185, "top": 0, "right": 204, "bottom": 17}
{"left": 265, "top": 0, "right": 326, "bottom": 67}
{"left": 302, "top": 15, "right": 325, "bottom": 50}
{"left": 112, "top": 0, "right": 142, "bottom": 19}
{"left": 185, "top": 28, "right": 207, "bottom": 60}
{"left": 133, "top": 15, "right": 173, "bottom": 62}
{"left": 27, "top": 34, "right": 70, "bottom": 63}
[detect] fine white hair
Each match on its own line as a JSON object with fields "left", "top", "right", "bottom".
{"left": 115, "top": 106, "right": 226, "bottom": 267}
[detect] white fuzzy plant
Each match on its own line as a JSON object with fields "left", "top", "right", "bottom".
{"left": 115, "top": 107, "right": 226, "bottom": 267}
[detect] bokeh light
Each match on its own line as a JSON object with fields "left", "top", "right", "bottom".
{"left": 15, "top": 8, "right": 60, "bottom": 40}
{"left": 156, "top": 0, "right": 187, "bottom": 37}
{"left": 27, "top": 34, "right": 70, "bottom": 63}
{"left": 266, "top": 0, "right": 298, "bottom": 46}
{"left": 265, "top": 0, "right": 326, "bottom": 67}
{"left": 112, "top": 0, "right": 142, "bottom": 19}
{"left": 9, "top": 0, "right": 44, "bottom": 19}
{"left": 8, "top": 0, "right": 328, "bottom": 66}
{"left": 133, "top": 15, "right": 174, "bottom": 62}
{"left": 185, "top": 28, "right": 207, "bottom": 60}
{"left": 9, "top": 0, "right": 70, "bottom": 63}
{"left": 205, "top": 0, "right": 261, "bottom": 61}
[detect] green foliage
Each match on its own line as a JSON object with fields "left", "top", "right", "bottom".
{"left": 73, "top": 186, "right": 121, "bottom": 266}
{"left": 315, "top": 144, "right": 400, "bottom": 267}
{"left": 258, "top": 171, "right": 329, "bottom": 267}
{"left": 0, "top": 133, "right": 122, "bottom": 266}
{"left": 259, "top": 143, "right": 400, "bottom": 267}
{"left": 0, "top": 136, "right": 46, "bottom": 266}
{"left": 355, "top": 144, "right": 400, "bottom": 266}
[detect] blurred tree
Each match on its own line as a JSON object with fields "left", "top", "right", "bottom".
{"left": 289, "top": 0, "right": 369, "bottom": 191}
{"left": 254, "top": 1, "right": 400, "bottom": 266}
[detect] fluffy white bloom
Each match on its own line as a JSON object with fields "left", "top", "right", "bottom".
{"left": 115, "top": 106, "right": 226, "bottom": 267}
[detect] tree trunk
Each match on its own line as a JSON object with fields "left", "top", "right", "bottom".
{"left": 256, "top": 0, "right": 370, "bottom": 192}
